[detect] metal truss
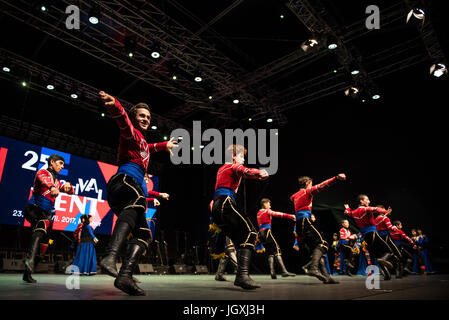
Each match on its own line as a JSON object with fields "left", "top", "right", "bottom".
{"left": 0, "top": 48, "right": 184, "bottom": 131}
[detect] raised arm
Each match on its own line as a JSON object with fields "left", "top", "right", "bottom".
{"left": 268, "top": 209, "right": 296, "bottom": 221}
{"left": 308, "top": 173, "right": 345, "bottom": 195}
{"left": 59, "top": 181, "right": 74, "bottom": 195}
{"left": 99, "top": 91, "right": 136, "bottom": 141}
{"left": 231, "top": 164, "right": 269, "bottom": 180}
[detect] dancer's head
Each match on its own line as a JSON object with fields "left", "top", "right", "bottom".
{"left": 393, "top": 220, "right": 402, "bottom": 229}
{"left": 417, "top": 229, "right": 423, "bottom": 235}
{"left": 298, "top": 176, "right": 312, "bottom": 189}
{"left": 260, "top": 198, "right": 271, "bottom": 209}
{"left": 81, "top": 215, "right": 92, "bottom": 225}
{"left": 358, "top": 194, "right": 370, "bottom": 207}
{"left": 341, "top": 219, "right": 349, "bottom": 228}
{"left": 129, "top": 102, "right": 151, "bottom": 132}
{"left": 225, "top": 144, "right": 247, "bottom": 164}
{"left": 411, "top": 229, "right": 417, "bottom": 236}
{"left": 310, "top": 213, "right": 316, "bottom": 222}
{"left": 333, "top": 233, "right": 338, "bottom": 240}
{"left": 47, "top": 154, "right": 65, "bottom": 174}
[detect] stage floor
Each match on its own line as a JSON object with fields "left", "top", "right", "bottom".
{"left": 0, "top": 273, "right": 448, "bottom": 300}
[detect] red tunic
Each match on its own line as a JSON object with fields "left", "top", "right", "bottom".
{"left": 105, "top": 98, "right": 168, "bottom": 172}
{"left": 344, "top": 206, "right": 388, "bottom": 229}
{"left": 290, "top": 177, "right": 337, "bottom": 212}
{"left": 390, "top": 228, "right": 415, "bottom": 245}
{"left": 32, "top": 169, "right": 74, "bottom": 204}
{"left": 339, "top": 227, "right": 356, "bottom": 240}
{"left": 214, "top": 163, "right": 264, "bottom": 193}
{"left": 257, "top": 209, "right": 294, "bottom": 229}
{"left": 374, "top": 215, "right": 396, "bottom": 232}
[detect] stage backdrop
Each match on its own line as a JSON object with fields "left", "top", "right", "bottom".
{"left": 0, "top": 135, "right": 158, "bottom": 235}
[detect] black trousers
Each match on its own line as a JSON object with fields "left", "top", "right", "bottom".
{"left": 258, "top": 228, "right": 281, "bottom": 256}
{"left": 211, "top": 196, "right": 258, "bottom": 250}
{"left": 107, "top": 173, "right": 152, "bottom": 250}
{"left": 363, "top": 231, "right": 393, "bottom": 260}
{"left": 297, "top": 217, "right": 329, "bottom": 253}
{"left": 24, "top": 203, "right": 52, "bottom": 238}
{"left": 379, "top": 234, "right": 402, "bottom": 259}
{"left": 339, "top": 241, "right": 354, "bottom": 261}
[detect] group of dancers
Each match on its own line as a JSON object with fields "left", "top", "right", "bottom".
{"left": 21, "top": 93, "right": 431, "bottom": 295}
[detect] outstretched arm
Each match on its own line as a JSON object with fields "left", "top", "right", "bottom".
{"left": 231, "top": 164, "right": 269, "bottom": 180}
{"left": 308, "top": 173, "right": 345, "bottom": 195}
{"left": 99, "top": 91, "right": 136, "bottom": 140}
{"left": 268, "top": 209, "right": 296, "bottom": 221}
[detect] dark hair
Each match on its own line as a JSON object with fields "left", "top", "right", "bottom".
{"left": 357, "top": 194, "right": 368, "bottom": 203}
{"left": 341, "top": 219, "right": 348, "bottom": 225}
{"left": 392, "top": 220, "right": 401, "bottom": 226}
{"left": 260, "top": 198, "right": 271, "bottom": 208}
{"left": 81, "top": 215, "right": 91, "bottom": 225}
{"left": 47, "top": 154, "right": 65, "bottom": 167}
{"left": 376, "top": 204, "right": 385, "bottom": 209}
{"left": 298, "top": 176, "right": 312, "bottom": 189}
{"left": 129, "top": 103, "right": 151, "bottom": 122}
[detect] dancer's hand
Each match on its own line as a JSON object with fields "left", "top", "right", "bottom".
{"left": 290, "top": 215, "right": 296, "bottom": 222}
{"left": 293, "top": 246, "right": 299, "bottom": 252}
{"left": 153, "top": 199, "right": 161, "bottom": 206}
{"left": 50, "top": 186, "right": 59, "bottom": 197}
{"left": 337, "top": 173, "right": 346, "bottom": 181}
{"left": 344, "top": 204, "right": 349, "bottom": 209}
{"left": 159, "top": 193, "right": 170, "bottom": 200}
{"left": 166, "top": 137, "right": 178, "bottom": 156}
{"left": 386, "top": 206, "right": 392, "bottom": 214}
{"left": 259, "top": 169, "right": 269, "bottom": 180}
{"left": 63, "top": 182, "right": 72, "bottom": 193}
{"left": 99, "top": 91, "right": 115, "bottom": 107}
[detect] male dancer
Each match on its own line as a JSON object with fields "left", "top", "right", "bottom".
{"left": 23, "top": 154, "right": 74, "bottom": 283}
{"left": 391, "top": 220, "right": 417, "bottom": 277}
{"left": 339, "top": 219, "right": 358, "bottom": 276}
{"left": 290, "top": 174, "right": 346, "bottom": 284}
{"left": 98, "top": 91, "right": 177, "bottom": 295}
{"left": 211, "top": 144, "right": 269, "bottom": 290}
{"left": 344, "top": 194, "right": 396, "bottom": 280}
{"left": 257, "top": 198, "right": 296, "bottom": 279}
{"left": 374, "top": 204, "right": 403, "bottom": 276}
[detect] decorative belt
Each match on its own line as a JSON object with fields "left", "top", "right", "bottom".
{"left": 213, "top": 187, "right": 236, "bottom": 200}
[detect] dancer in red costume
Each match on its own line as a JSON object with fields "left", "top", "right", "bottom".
{"left": 211, "top": 144, "right": 268, "bottom": 290}
{"left": 98, "top": 91, "right": 177, "bottom": 295}
{"left": 257, "top": 198, "right": 296, "bottom": 279}
{"left": 344, "top": 194, "right": 397, "bottom": 280}
{"left": 290, "top": 174, "right": 346, "bottom": 284}
{"left": 23, "top": 154, "right": 74, "bottom": 283}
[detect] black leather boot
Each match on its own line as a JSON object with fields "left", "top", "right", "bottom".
{"left": 100, "top": 221, "right": 132, "bottom": 277}
{"left": 24, "top": 232, "right": 43, "bottom": 273}
{"left": 234, "top": 248, "right": 261, "bottom": 290}
{"left": 344, "top": 260, "right": 354, "bottom": 277}
{"left": 114, "top": 243, "right": 146, "bottom": 296}
{"left": 215, "top": 257, "right": 229, "bottom": 281}
{"left": 275, "top": 255, "right": 295, "bottom": 277}
{"left": 307, "top": 247, "right": 327, "bottom": 282}
{"left": 320, "top": 257, "right": 339, "bottom": 284}
{"left": 395, "top": 262, "right": 403, "bottom": 279}
{"left": 268, "top": 255, "right": 277, "bottom": 279}
{"left": 23, "top": 270, "right": 37, "bottom": 283}
{"left": 377, "top": 253, "right": 394, "bottom": 270}
{"left": 378, "top": 261, "right": 391, "bottom": 280}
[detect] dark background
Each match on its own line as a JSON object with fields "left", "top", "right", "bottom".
{"left": 0, "top": 0, "right": 448, "bottom": 273}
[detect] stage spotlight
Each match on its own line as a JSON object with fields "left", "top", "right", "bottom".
{"left": 125, "top": 37, "right": 136, "bottom": 58}
{"left": 39, "top": 0, "right": 50, "bottom": 12}
{"left": 70, "top": 93, "right": 78, "bottom": 99}
{"left": 372, "top": 94, "right": 380, "bottom": 100}
{"left": 101, "top": 113, "right": 105, "bottom": 117}
{"left": 89, "top": 5, "right": 101, "bottom": 24}
{"left": 430, "top": 63, "right": 447, "bottom": 78}
{"left": 46, "top": 84, "right": 54, "bottom": 90}
{"left": 21, "top": 81, "right": 28, "bottom": 87}
{"left": 2, "top": 67, "right": 10, "bottom": 72}
{"left": 233, "top": 98, "right": 239, "bottom": 104}
{"left": 248, "top": 118, "right": 252, "bottom": 122}
{"left": 344, "top": 86, "right": 359, "bottom": 98}
{"left": 150, "top": 43, "right": 161, "bottom": 59}
{"left": 194, "top": 69, "right": 203, "bottom": 82}
{"left": 151, "top": 125, "right": 157, "bottom": 130}
{"left": 163, "top": 136, "right": 168, "bottom": 140}
{"left": 200, "top": 145, "right": 205, "bottom": 149}
{"left": 267, "top": 118, "right": 273, "bottom": 123}
{"left": 208, "top": 95, "right": 213, "bottom": 100}
{"left": 327, "top": 36, "right": 338, "bottom": 50}
{"left": 300, "top": 38, "right": 319, "bottom": 52}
